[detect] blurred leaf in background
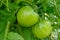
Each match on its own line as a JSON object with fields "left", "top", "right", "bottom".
{"left": 7, "top": 32, "right": 24, "bottom": 40}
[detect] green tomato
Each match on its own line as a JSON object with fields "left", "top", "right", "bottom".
{"left": 17, "top": 6, "right": 39, "bottom": 27}
{"left": 32, "top": 20, "right": 52, "bottom": 39}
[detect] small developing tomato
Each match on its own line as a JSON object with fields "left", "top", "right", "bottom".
{"left": 17, "top": 6, "right": 39, "bottom": 27}
{"left": 32, "top": 20, "right": 52, "bottom": 39}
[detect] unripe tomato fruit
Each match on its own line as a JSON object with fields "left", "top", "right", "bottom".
{"left": 32, "top": 20, "right": 52, "bottom": 39}
{"left": 17, "top": 6, "right": 39, "bottom": 27}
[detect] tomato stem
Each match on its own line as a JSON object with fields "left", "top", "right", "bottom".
{"left": 0, "top": 0, "right": 10, "bottom": 12}
{"left": 0, "top": 0, "right": 7, "bottom": 7}
{"left": 16, "top": 24, "right": 24, "bottom": 39}
{"left": 4, "top": 21, "right": 10, "bottom": 40}
{"left": 53, "top": 0, "right": 60, "bottom": 17}
{"left": 6, "top": 0, "right": 10, "bottom": 12}
{"left": 0, "top": 0, "right": 2, "bottom": 7}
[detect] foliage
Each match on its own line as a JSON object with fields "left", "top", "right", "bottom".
{"left": 0, "top": 0, "right": 60, "bottom": 40}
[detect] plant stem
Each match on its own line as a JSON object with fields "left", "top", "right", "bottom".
{"left": 16, "top": 24, "right": 24, "bottom": 38}
{"left": 0, "top": 0, "right": 7, "bottom": 7}
{"left": 4, "top": 21, "right": 10, "bottom": 40}
{"left": 53, "top": 0, "right": 60, "bottom": 17}
{"left": 0, "top": 0, "right": 2, "bottom": 7}
{"left": 0, "top": 0, "right": 10, "bottom": 12}
{"left": 6, "top": 0, "right": 10, "bottom": 12}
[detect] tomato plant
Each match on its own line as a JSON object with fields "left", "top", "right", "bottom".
{"left": 0, "top": 0, "right": 60, "bottom": 40}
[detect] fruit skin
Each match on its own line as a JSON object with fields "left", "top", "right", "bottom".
{"left": 17, "top": 6, "right": 39, "bottom": 27}
{"left": 32, "top": 20, "right": 52, "bottom": 39}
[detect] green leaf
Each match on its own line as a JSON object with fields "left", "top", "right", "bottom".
{"left": 22, "top": 27, "right": 40, "bottom": 40}
{"left": 7, "top": 32, "right": 24, "bottom": 40}
{"left": 0, "top": 7, "right": 16, "bottom": 40}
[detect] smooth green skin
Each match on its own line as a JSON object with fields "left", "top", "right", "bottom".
{"left": 17, "top": 6, "right": 39, "bottom": 27}
{"left": 32, "top": 20, "right": 52, "bottom": 39}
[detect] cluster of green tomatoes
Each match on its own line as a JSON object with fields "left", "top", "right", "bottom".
{"left": 17, "top": 6, "right": 52, "bottom": 39}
